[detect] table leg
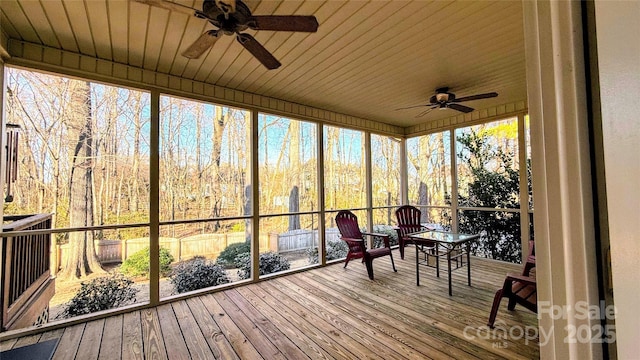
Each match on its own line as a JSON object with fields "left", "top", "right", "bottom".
{"left": 416, "top": 243, "right": 420, "bottom": 286}
{"left": 447, "top": 249, "right": 452, "bottom": 296}
{"left": 467, "top": 242, "right": 471, "bottom": 286}
{"left": 436, "top": 243, "right": 440, "bottom": 278}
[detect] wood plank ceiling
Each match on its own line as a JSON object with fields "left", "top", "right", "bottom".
{"left": 0, "top": 0, "right": 526, "bottom": 128}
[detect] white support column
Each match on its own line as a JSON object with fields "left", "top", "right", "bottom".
{"left": 594, "top": 2, "right": 640, "bottom": 357}
{"left": 400, "top": 138, "right": 408, "bottom": 205}
{"left": 317, "top": 124, "right": 326, "bottom": 265}
{"left": 517, "top": 113, "right": 530, "bottom": 259}
{"left": 251, "top": 110, "right": 260, "bottom": 282}
{"left": 449, "top": 129, "right": 459, "bottom": 233}
{"left": 365, "top": 132, "right": 373, "bottom": 240}
{"left": 523, "top": 1, "right": 600, "bottom": 359}
{"left": 149, "top": 90, "right": 160, "bottom": 305}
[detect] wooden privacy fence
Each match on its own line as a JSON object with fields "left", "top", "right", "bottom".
{"left": 275, "top": 228, "right": 341, "bottom": 253}
{"left": 56, "top": 228, "right": 344, "bottom": 270}
{"left": 57, "top": 232, "right": 267, "bottom": 268}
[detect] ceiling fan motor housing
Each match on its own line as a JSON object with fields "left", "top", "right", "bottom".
{"left": 202, "top": 0, "right": 252, "bottom": 34}
{"left": 431, "top": 88, "right": 455, "bottom": 104}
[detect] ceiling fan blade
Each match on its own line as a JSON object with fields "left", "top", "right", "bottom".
{"left": 249, "top": 16, "right": 319, "bottom": 32}
{"left": 395, "top": 104, "right": 436, "bottom": 111}
{"left": 452, "top": 92, "right": 498, "bottom": 103}
{"left": 182, "top": 30, "right": 219, "bottom": 59}
{"left": 448, "top": 103, "right": 475, "bottom": 113}
{"left": 415, "top": 106, "right": 438, "bottom": 118}
{"left": 133, "top": 0, "right": 197, "bottom": 15}
{"left": 237, "top": 34, "right": 281, "bottom": 70}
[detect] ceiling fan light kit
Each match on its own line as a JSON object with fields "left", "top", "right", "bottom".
{"left": 396, "top": 87, "right": 499, "bottom": 118}
{"left": 136, "top": 0, "right": 319, "bottom": 69}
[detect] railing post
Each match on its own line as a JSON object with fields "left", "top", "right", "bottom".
{"left": 1, "top": 235, "right": 9, "bottom": 329}
{"left": 51, "top": 242, "right": 58, "bottom": 276}
{"left": 121, "top": 239, "right": 127, "bottom": 262}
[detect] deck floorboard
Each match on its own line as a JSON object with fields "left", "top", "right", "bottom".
{"left": 2, "top": 250, "right": 539, "bottom": 359}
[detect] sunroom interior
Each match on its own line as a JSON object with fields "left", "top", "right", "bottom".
{"left": 1, "top": 0, "right": 634, "bottom": 359}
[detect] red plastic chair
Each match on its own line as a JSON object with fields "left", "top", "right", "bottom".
{"left": 394, "top": 205, "right": 434, "bottom": 260}
{"left": 487, "top": 240, "right": 537, "bottom": 328}
{"left": 335, "top": 210, "right": 397, "bottom": 280}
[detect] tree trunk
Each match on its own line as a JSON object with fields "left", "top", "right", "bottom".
{"left": 244, "top": 184, "right": 251, "bottom": 243}
{"left": 326, "top": 127, "right": 336, "bottom": 226}
{"left": 58, "top": 79, "right": 103, "bottom": 280}
{"left": 52, "top": 123, "right": 63, "bottom": 229}
{"left": 208, "top": 106, "right": 227, "bottom": 230}
{"left": 288, "top": 186, "right": 300, "bottom": 231}
{"left": 131, "top": 92, "right": 142, "bottom": 212}
{"left": 418, "top": 181, "right": 428, "bottom": 223}
{"left": 387, "top": 191, "right": 392, "bottom": 224}
{"left": 196, "top": 104, "right": 203, "bottom": 218}
{"left": 117, "top": 173, "right": 124, "bottom": 223}
{"left": 437, "top": 132, "right": 447, "bottom": 204}
{"left": 288, "top": 121, "right": 301, "bottom": 230}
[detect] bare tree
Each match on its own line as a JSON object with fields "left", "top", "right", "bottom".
{"left": 58, "top": 79, "right": 103, "bottom": 279}
{"left": 288, "top": 186, "right": 300, "bottom": 230}
{"left": 130, "top": 92, "right": 144, "bottom": 213}
{"left": 288, "top": 120, "right": 300, "bottom": 230}
{"left": 7, "top": 72, "right": 74, "bottom": 234}
{"left": 195, "top": 104, "right": 204, "bottom": 218}
{"left": 208, "top": 106, "right": 228, "bottom": 229}
{"left": 326, "top": 127, "right": 337, "bottom": 226}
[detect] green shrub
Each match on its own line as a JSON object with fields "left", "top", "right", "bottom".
{"left": 306, "top": 239, "right": 348, "bottom": 264}
{"left": 371, "top": 225, "right": 399, "bottom": 248}
{"left": 61, "top": 273, "right": 138, "bottom": 318}
{"left": 305, "top": 247, "right": 319, "bottom": 264}
{"left": 216, "top": 241, "right": 250, "bottom": 268}
{"left": 327, "top": 238, "right": 349, "bottom": 259}
{"left": 104, "top": 213, "right": 150, "bottom": 239}
{"left": 170, "top": 256, "right": 231, "bottom": 293}
{"left": 230, "top": 222, "right": 246, "bottom": 232}
{"left": 304, "top": 227, "right": 395, "bottom": 264}
{"left": 120, "top": 246, "right": 174, "bottom": 278}
{"left": 236, "top": 252, "right": 290, "bottom": 280}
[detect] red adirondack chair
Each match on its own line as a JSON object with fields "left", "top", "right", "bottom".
{"left": 335, "top": 210, "right": 397, "bottom": 280}
{"left": 487, "top": 240, "right": 537, "bottom": 328}
{"left": 394, "top": 205, "right": 434, "bottom": 260}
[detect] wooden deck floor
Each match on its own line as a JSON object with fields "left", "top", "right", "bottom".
{"left": 1, "top": 249, "right": 539, "bottom": 359}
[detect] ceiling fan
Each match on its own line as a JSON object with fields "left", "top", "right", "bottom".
{"left": 135, "top": 0, "right": 319, "bottom": 69}
{"left": 396, "top": 87, "right": 498, "bottom": 117}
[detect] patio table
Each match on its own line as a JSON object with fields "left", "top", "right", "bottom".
{"left": 408, "top": 230, "right": 480, "bottom": 296}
